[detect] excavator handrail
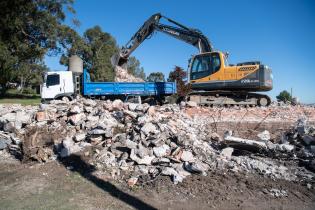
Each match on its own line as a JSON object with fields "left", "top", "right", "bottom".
{"left": 112, "top": 13, "right": 213, "bottom": 67}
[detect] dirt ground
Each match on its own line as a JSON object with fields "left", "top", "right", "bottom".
{"left": 0, "top": 156, "right": 314, "bottom": 210}
{"left": 1, "top": 105, "right": 314, "bottom": 209}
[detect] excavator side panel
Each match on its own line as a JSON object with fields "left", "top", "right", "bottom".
{"left": 189, "top": 52, "right": 271, "bottom": 92}
{"left": 191, "top": 66, "right": 271, "bottom": 92}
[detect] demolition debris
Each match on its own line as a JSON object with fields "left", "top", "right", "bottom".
{"left": 0, "top": 99, "right": 314, "bottom": 187}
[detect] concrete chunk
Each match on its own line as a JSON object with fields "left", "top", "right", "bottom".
{"left": 224, "top": 135, "right": 268, "bottom": 152}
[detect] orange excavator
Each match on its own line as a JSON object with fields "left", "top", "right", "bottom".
{"left": 112, "top": 13, "right": 273, "bottom": 106}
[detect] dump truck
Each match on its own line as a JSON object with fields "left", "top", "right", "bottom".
{"left": 40, "top": 55, "right": 176, "bottom": 102}
{"left": 112, "top": 13, "right": 273, "bottom": 106}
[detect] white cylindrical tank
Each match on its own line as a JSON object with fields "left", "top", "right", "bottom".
{"left": 68, "top": 55, "right": 83, "bottom": 74}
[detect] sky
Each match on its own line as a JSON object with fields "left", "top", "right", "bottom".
{"left": 45, "top": 0, "right": 315, "bottom": 103}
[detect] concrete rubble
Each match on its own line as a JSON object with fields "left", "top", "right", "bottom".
{"left": 114, "top": 66, "right": 144, "bottom": 82}
{"left": 0, "top": 100, "right": 314, "bottom": 187}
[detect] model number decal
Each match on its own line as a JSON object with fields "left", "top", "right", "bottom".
{"left": 239, "top": 66, "right": 256, "bottom": 71}
{"left": 241, "top": 79, "right": 259, "bottom": 83}
{"left": 161, "top": 27, "right": 180, "bottom": 36}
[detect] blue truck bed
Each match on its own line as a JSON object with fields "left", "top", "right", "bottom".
{"left": 83, "top": 69, "right": 176, "bottom": 96}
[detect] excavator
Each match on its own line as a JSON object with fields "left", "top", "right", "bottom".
{"left": 111, "top": 13, "right": 273, "bottom": 106}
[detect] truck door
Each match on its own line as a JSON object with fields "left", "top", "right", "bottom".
{"left": 41, "top": 73, "right": 61, "bottom": 99}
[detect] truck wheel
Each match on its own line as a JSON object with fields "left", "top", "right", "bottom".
{"left": 258, "top": 97, "right": 268, "bottom": 107}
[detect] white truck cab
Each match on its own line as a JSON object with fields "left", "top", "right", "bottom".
{"left": 41, "top": 71, "right": 74, "bottom": 101}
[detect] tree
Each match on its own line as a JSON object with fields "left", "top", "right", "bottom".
{"left": 60, "top": 26, "right": 119, "bottom": 82}
{"left": 59, "top": 26, "right": 146, "bottom": 82}
{"left": 147, "top": 72, "right": 165, "bottom": 82}
{"left": 0, "top": 0, "right": 74, "bottom": 93}
{"left": 276, "top": 90, "right": 292, "bottom": 103}
{"left": 168, "top": 66, "right": 191, "bottom": 97}
{"left": 14, "top": 62, "right": 48, "bottom": 92}
{"left": 127, "top": 56, "right": 146, "bottom": 80}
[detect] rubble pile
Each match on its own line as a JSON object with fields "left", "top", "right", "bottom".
{"left": 185, "top": 103, "right": 315, "bottom": 123}
{"left": 0, "top": 100, "right": 314, "bottom": 186}
{"left": 114, "top": 66, "right": 144, "bottom": 82}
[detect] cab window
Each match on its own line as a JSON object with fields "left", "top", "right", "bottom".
{"left": 191, "top": 56, "right": 211, "bottom": 73}
{"left": 190, "top": 53, "right": 221, "bottom": 80}
{"left": 46, "top": 74, "right": 60, "bottom": 86}
{"left": 211, "top": 53, "right": 221, "bottom": 72}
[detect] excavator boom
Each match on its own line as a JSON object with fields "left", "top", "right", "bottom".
{"left": 112, "top": 13, "right": 213, "bottom": 67}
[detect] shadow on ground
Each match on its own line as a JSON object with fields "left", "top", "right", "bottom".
{"left": 60, "top": 154, "right": 157, "bottom": 210}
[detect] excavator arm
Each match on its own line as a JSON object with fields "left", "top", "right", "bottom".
{"left": 112, "top": 13, "right": 213, "bottom": 67}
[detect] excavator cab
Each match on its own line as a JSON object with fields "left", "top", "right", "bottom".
{"left": 189, "top": 52, "right": 221, "bottom": 81}
{"left": 189, "top": 51, "right": 273, "bottom": 93}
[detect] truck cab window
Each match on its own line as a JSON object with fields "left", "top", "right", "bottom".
{"left": 46, "top": 74, "right": 60, "bottom": 86}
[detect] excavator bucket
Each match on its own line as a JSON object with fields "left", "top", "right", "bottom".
{"left": 111, "top": 52, "right": 128, "bottom": 68}
{"left": 110, "top": 53, "right": 120, "bottom": 66}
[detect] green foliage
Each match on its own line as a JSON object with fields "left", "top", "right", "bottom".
{"left": 0, "top": 0, "right": 74, "bottom": 93}
{"left": 84, "top": 26, "right": 118, "bottom": 81}
{"left": 276, "top": 90, "right": 292, "bottom": 102}
{"left": 147, "top": 72, "right": 165, "bottom": 82}
{"left": 59, "top": 27, "right": 147, "bottom": 82}
{"left": 21, "top": 87, "right": 37, "bottom": 95}
{"left": 15, "top": 62, "right": 48, "bottom": 92}
{"left": 0, "top": 0, "right": 147, "bottom": 89}
{"left": 127, "top": 56, "right": 146, "bottom": 80}
{"left": 168, "top": 66, "right": 191, "bottom": 97}
{"left": 60, "top": 26, "right": 119, "bottom": 81}
{"left": 0, "top": 89, "right": 40, "bottom": 105}
{"left": 0, "top": 42, "right": 18, "bottom": 93}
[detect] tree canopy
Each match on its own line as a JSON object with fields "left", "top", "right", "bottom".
{"left": 276, "top": 90, "right": 292, "bottom": 103}
{"left": 0, "top": 0, "right": 75, "bottom": 93}
{"left": 168, "top": 66, "right": 191, "bottom": 96}
{"left": 0, "top": 0, "right": 146, "bottom": 93}
{"left": 60, "top": 25, "right": 119, "bottom": 81}
{"left": 127, "top": 56, "right": 146, "bottom": 80}
{"left": 147, "top": 72, "right": 165, "bottom": 82}
{"left": 59, "top": 27, "right": 146, "bottom": 82}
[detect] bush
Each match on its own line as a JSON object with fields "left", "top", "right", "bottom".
{"left": 276, "top": 90, "right": 292, "bottom": 103}
{"left": 168, "top": 66, "right": 191, "bottom": 97}
{"left": 22, "top": 87, "right": 36, "bottom": 95}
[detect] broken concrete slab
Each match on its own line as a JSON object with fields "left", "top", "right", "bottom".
{"left": 112, "top": 99, "right": 124, "bottom": 111}
{"left": 141, "top": 122, "right": 158, "bottom": 136}
{"left": 220, "top": 147, "right": 234, "bottom": 159}
{"left": 130, "top": 149, "right": 155, "bottom": 165}
{"left": 68, "top": 113, "right": 85, "bottom": 125}
{"left": 257, "top": 130, "right": 271, "bottom": 141}
{"left": 224, "top": 135, "right": 268, "bottom": 152}
{"left": 186, "top": 101, "right": 197, "bottom": 107}
{"left": 74, "top": 133, "right": 86, "bottom": 142}
{"left": 180, "top": 150, "right": 195, "bottom": 162}
{"left": 127, "top": 177, "right": 138, "bottom": 187}
{"left": 184, "top": 161, "right": 209, "bottom": 175}
{"left": 153, "top": 144, "right": 170, "bottom": 157}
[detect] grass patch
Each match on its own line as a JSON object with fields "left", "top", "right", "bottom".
{"left": 0, "top": 89, "right": 41, "bottom": 105}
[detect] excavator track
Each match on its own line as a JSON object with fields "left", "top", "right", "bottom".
{"left": 187, "top": 90, "right": 271, "bottom": 107}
